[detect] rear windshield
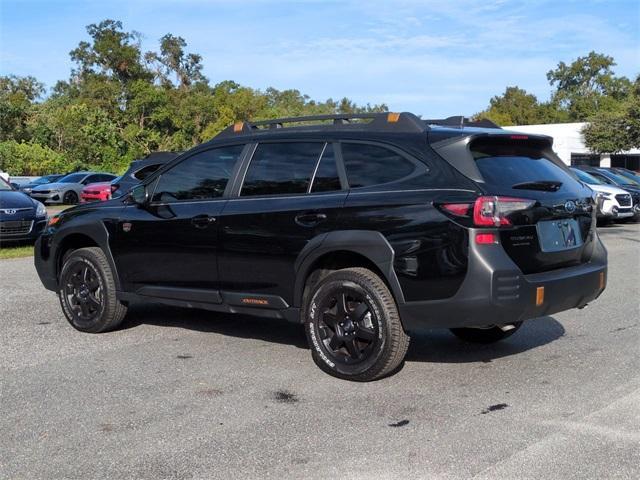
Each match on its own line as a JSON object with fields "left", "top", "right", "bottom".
{"left": 472, "top": 140, "right": 578, "bottom": 189}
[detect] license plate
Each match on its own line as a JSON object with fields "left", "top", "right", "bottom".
{"left": 537, "top": 219, "right": 583, "bottom": 252}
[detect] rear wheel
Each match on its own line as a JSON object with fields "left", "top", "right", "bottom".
{"left": 304, "top": 267, "right": 410, "bottom": 381}
{"left": 450, "top": 322, "right": 523, "bottom": 344}
{"left": 58, "top": 247, "right": 127, "bottom": 333}
{"left": 63, "top": 190, "right": 78, "bottom": 205}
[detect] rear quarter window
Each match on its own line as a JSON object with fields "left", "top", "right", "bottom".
{"left": 341, "top": 143, "right": 416, "bottom": 189}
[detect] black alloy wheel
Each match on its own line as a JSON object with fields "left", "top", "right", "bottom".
{"left": 305, "top": 267, "right": 410, "bottom": 381}
{"left": 61, "top": 260, "right": 104, "bottom": 327}
{"left": 58, "top": 247, "right": 128, "bottom": 333}
{"left": 316, "top": 287, "right": 379, "bottom": 365}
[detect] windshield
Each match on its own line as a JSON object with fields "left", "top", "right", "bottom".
{"left": 614, "top": 170, "right": 640, "bottom": 185}
{"left": 34, "top": 175, "right": 56, "bottom": 185}
{"left": 600, "top": 170, "right": 637, "bottom": 186}
{"left": 0, "top": 178, "right": 13, "bottom": 191}
{"left": 572, "top": 169, "right": 604, "bottom": 185}
{"left": 59, "top": 173, "right": 87, "bottom": 183}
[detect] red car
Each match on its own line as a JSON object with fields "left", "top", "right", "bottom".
{"left": 80, "top": 182, "right": 112, "bottom": 203}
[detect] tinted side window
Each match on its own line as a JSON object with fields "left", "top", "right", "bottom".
{"left": 241, "top": 142, "right": 324, "bottom": 196}
{"left": 342, "top": 143, "right": 415, "bottom": 188}
{"left": 84, "top": 175, "right": 101, "bottom": 184}
{"left": 134, "top": 164, "right": 161, "bottom": 180}
{"left": 152, "top": 145, "right": 244, "bottom": 202}
{"left": 311, "top": 144, "right": 341, "bottom": 193}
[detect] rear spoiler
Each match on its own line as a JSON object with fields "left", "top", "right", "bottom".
{"left": 431, "top": 131, "right": 555, "bottom": 184}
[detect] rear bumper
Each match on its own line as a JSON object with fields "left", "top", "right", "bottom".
{"left": 399, "top": 230, "right": 607, "bottom": 333}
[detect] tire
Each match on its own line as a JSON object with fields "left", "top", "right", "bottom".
{"left": 450, "top": 322, "right": 523, "bottom": 344}
{"left": 58, "top": 247, "right": 127, "bottom": 333}
{"left": 63, "top": 190, "right": 79, "bottom": 205}
{"left": 304, "top": 267, "right": 410, "bottom": 381}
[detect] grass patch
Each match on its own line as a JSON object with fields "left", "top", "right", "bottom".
{"left": 0, "top": 244, "right": 34, "bottom": 259}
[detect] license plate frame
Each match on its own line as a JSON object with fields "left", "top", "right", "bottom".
{"left": 536, "top": 218, "right": 583, "bottom": 252}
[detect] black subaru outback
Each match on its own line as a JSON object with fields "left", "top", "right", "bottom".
{"left": 34, "top": 112, "right": 607, "bottom": 381}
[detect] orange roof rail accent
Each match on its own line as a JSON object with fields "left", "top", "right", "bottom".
{"left": 233, "top": 122, "right": 244, "bottom": 133}
{"left": 387, "top": 112, "right": 400, "bottom": 123}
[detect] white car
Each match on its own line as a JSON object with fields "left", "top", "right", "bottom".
{"left": 571, "top": 168, "right": 634, "bottom": 221}
{"left": 30, "top": 172, "right": 116, "bottom": 205}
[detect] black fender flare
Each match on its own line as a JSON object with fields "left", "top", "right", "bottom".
{"left": 53, "top": 221, "right": 122, "bottom": 291}
{"left": 293, "top": 230, "right": 405, "bottom": 308}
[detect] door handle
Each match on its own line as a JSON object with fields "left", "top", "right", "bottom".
{"left": 295, "top": 212, "right": 327, "bottom": 227}
{"left": 191, "top": 214, "right": 216, "bottom": 228}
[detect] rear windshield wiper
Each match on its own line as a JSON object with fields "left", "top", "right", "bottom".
{"left": 512, "top": 180, "right": 562, "bottom": 192}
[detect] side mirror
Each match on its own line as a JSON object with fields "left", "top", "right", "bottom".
{"left": 130, "top": 184, "right": 149, "bottom": 205}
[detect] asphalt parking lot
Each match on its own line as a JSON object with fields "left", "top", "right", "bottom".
{"left": 1, "top": 223, "right": 639, "bottom": 479}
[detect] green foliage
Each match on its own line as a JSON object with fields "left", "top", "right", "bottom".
{"left": 546, "top": 51, "right": 631, "bottom": 121}
{"left": 0, "top": 141, "right": 66, "bottom": 176}
{"left": 583, "top": 75, "right": 640, "bottom": 153}
{"left": 0, "top": 19, "right": 386, "bottom": 176}
{"left": 474, "top": 51, "right": 636, "bottom": 155}
{"left": 1, "top": 20, "right": 633, "bottom": 176}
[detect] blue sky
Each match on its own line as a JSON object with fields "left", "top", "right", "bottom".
{"left": 1, "top": 0, "right": 638, "bottom": 117}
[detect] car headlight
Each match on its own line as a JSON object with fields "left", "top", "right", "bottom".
{"left": 35, "top": 201, "right": 47, "bottom": 217}
{"left": 596, "top": 192, "right": 612, "bottom": 200}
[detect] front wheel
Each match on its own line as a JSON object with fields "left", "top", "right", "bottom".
{"left": 450, "top": 322, "right": 523, "bottom": 344}
{"left": 63, "top": 190, "right": 79, "bottom": 205}
{"left": 304, "top": 267, "right": 410, "bottom": 381}
{"left": 58, "top": 247, "right": 127, "bottom": 333}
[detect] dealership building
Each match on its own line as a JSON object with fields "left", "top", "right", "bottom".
{"left": 509, "top": 122, "right": 640, "bottom": 171}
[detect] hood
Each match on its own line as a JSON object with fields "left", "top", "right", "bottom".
{"left": 585, "top": 183, "right": 632, "bottom": 195}
{"left": 0, "top": 190, "right": 37, "bottom": 209}
{"left": 32, "top": 182, "right": 70, "bottom": 191}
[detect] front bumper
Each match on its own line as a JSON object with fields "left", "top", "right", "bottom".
{"left": 31, "top": 192, "right": 63, "bottom": 204}
{"left": 0, "top": 217, "right": 47, "bottom": 243}
{"left": 81, "top": 193, "right": 109, "bottom": 203}
{"left": 34, "top": 234, "right": 58, "bottom": 291}
{"left": 399, "top": 230, "right": 607, "bottom": 333}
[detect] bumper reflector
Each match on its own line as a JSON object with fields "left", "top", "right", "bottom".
{"left": 475, "top": 233, "right": 498, "bottom": 244}
{"left": 599, "top": 272, "right": 605, "bottom": 290}
{"left": 536, "top": 286, "right": 544, "bottom": 306}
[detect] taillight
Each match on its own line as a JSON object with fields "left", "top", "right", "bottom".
{"left": 441, "top": 203, "right": 473, "bottom": 216}
{"left": 473, "top": 196, "right": 535, "bottom": 227}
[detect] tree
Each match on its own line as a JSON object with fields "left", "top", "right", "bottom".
{"left": 70, "top": 19, "right": 150, "bottom": 85}
{"left": 0, "top": 75, "right": 45, "bottom": 141}
{"left": 547, "top": 51, "right": 631, "bottom": 121}
{"left": 145, "top": 34, "right": 207, "bottom": 88}
{"left": 583, "top": 75, "right": 640, "bottom": 153}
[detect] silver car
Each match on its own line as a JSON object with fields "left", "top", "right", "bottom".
{"left": 30, "top": 172, "right": 116, "bottom": 205}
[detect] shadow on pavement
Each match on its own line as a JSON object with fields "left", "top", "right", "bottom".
{"left": 406, "top": 316, "right": 565, "bottom": 364}
{"left": 121, "top": 302, "right": 565, "bottom": 364}
{"left": 121, "top": 302, "right": 309, "bottom": 349}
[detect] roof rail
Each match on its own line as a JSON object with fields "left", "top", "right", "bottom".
{"left": 422, "top": 116, "right": 502, "bottom": 129}
{"left": 215, "top": 112, "right": 427, "bottom": 138}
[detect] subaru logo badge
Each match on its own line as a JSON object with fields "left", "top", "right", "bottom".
{"left": 564, "top": 201, "right": 576, "bottom": 213}
{"left": 3, "top": 209, "right": 16, "bottom": 215}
